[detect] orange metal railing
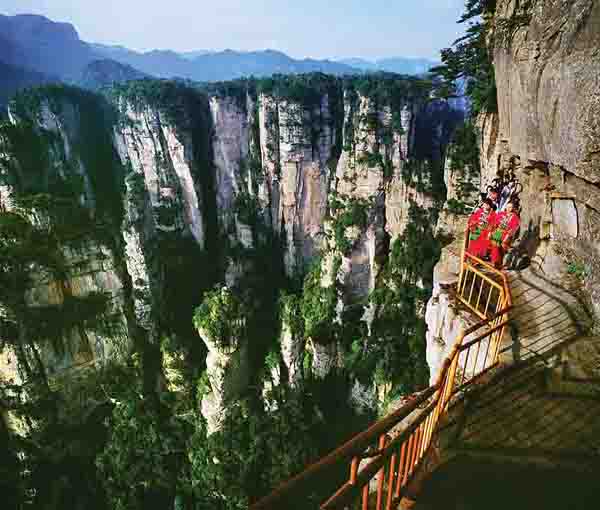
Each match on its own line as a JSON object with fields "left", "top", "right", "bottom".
{"left": 250, "top": 228, "right": 513, "bottom": 510}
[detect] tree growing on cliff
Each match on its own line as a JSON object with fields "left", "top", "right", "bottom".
{"left": 96, "top": 364, "right": 190, "bottom": 510}
{"left": 431, "top": 0, "right": 498, "bottom": 115}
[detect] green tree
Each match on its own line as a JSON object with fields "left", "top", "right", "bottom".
{"left": 193, "top": 287, "right": 247, "bottom": 349}
{"left": 431, "top": 0, "right": 498, "bottom": 115}
{"left": 95, "top": 379, "right": 191, "bottom": 510}
{"left": 188, "top": 387, "right": 321, "bottom": 510}
{"left": 300, "top": 258, "right": 339, "bottom": 343}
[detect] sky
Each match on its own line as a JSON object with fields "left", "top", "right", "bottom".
{"left": 2, "top": 0, "right": 466, "bottom": 60}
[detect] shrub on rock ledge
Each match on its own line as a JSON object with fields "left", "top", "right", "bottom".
{"left": 193, "top": 287, "right": 247, "bottom": 350}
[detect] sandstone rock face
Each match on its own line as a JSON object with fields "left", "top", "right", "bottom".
{"left": 211, "top": 91, "right": 335, "bottom": 278}
{"left": 29, "top": 242, "right": 131, "bottom": 372}
{"left": 2, "top": 98, "right": 133, "bottom": 376}
{"left": 280, "top": 325, "right": 304, "bottom": 387}
{"left": 493, "top": 0, "right": 600, "bottom": 185}
{"left": 489, "top": 0, "right": 600, "bottom": 318}
{"left": 552, "top": 198, "right": 579, "bottom": 238}
{"left": 424, "top": 277, "right": 478, "bottom": 384}
{"left": 261, "top": 94, "right": 335, "bottom": 276}
{"left": 476, "top": 111, "right": 502, "bottom": 185}
{"left": 114, "top": 102, "right": 205, "bottom": 246}
{"left": 197, "top": 324, "right": 250, "bottom": 435}
{"left": 425, "top": 0, "right": 600, "bottom": 384}
{"left": 209, "top": 94, "right": 261, "bottom": 244}
{"left": 335, "top": 94, "right": 387, "bottom": 300}
{"left": 310, "top": 90, "right": 462, "bottom": 385}
{"left": 113, "top": 100, "right": 211, "bottom": 345}
{"left": 210, "top": 96, "right": 250, "bottom": 218}
{"left": 121, "top": 171, "right": 158, "bottom": 335}
{"left": 333, "top": 94, "right": 454, "bottom": 301}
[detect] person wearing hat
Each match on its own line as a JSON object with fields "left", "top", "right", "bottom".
{"left": 467, "top": 198, "right": 496, "bottom": 260}
{"left": 489, "top": 200, "right": 520, "bottom": 268}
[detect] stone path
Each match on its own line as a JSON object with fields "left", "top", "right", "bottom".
{"left": 413, "top": 456, "right": 599, "bottom": 510}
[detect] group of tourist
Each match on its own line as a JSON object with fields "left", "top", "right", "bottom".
{"left": 466, "top": 187, "right": 521, "bottom": 269}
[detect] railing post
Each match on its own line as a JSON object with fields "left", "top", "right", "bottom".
{"left": 376, "top": 434, "right": 387, "bottom": 510}
{"left": 386, "top": 452, "right": 397, "bottom": 510}
{"left": 457, "top": 226, "right": 468, "bottom": 294}
{"left": 445, "top": 352, "right": 460, "bottom": 409}
{"left": 350, "top": 457, "right": 359, "bottom": 485}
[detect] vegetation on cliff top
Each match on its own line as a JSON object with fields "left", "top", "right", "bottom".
{"left": 193, "top": 287, "right": 247, "bottom": 349}
{"left": 106, "top": 79, "right": 210, "bottom": 133}
{"left": 199, "top": 72, "right": 433, "bottom": 108}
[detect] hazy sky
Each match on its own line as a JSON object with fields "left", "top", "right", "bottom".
{"left": 2, "top": 0, "right": 466, "bottom": 60}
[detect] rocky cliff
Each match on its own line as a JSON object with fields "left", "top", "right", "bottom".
{"left": 491, "top": 0, "right": 600, "bottom": 317}
{"left": 0, "top": 88, "right": 131, "bottom": 386}
{"left": 425, "top": 0, "right": 600, "bottom": 383}
{"left": 0, "top": 75, "right": 463, "bottom": 443}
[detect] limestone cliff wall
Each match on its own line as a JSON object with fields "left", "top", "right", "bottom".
{"left": 0, "top": 97, "right": 131, "bottom": 383}
{"left": 0, "top": 77, "right": 465, "bottom": 430}
{"left": 426, "top": 0, "right": 600, "bottom": 383}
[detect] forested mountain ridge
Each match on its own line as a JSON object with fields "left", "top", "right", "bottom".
{"left": 0, "top": 73, "right": 463, "bottom": 508}
{"left": 6, "top": 0, "right": 600, "bottom": 508}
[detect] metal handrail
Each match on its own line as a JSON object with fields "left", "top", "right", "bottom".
{"left": 250, "top": 227, "right": 514, "bottom": 510}
{"left": 249, "top": 386, "right": 438, "bottom": 510}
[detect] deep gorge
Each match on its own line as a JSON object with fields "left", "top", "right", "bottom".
{"left": 0, "top": 73, "right": 463, "bottom": 509}
{"left": 2, "top": 0, "right": 600, "bottom": 508}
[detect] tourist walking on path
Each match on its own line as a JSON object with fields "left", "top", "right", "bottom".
{"left": 489, "top": 201, "right": 521, "bottom": 268}
{"left": 467, "top": 198, "right": 496, "bottom": 260}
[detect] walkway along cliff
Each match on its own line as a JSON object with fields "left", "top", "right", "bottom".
{"left": 1, "top": 1, "right": 599, "bottom": 508}
{"left": 250, "top": 228, "right": 598, "bottom": 510}
{"left": 251, "top": 1, "right": 600, "bottom": 507}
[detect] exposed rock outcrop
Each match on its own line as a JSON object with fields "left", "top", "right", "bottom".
{"left": 0, "top": 76, "right": 465, "bottom": 433}
{"left": 1, "top": 94, "right": 132, "bottom": 378}
{"left": 425, "top": 0, "right": 600, "bottom": 384}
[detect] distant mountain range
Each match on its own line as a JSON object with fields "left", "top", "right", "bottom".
{"left": 0, "top": 13, "right": 440, "bottom": 109}
{"left": 90, "top": 44, "right": 360, "bottom": 81}
{"left": 79, "top": 59, "right": 150, "bottom": 90}
{"left": 337, "top": 57, "right": 439, "bottom": 75}
{"left": 89, "top": 44, "right": 440, "bottom": 81}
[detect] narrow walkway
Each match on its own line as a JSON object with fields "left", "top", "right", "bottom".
{"left": 498, "top": 267, "right": 594, "bottom": 363}
{"left": 447, "top": 362, "right": 600, "bottom": 462}
{"left": 441, "top": 265, "right": 600, "bottom": 469}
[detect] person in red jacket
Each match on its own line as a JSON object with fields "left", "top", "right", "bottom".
{"left": 467, "top": 198, "right": 496, "bottom": 260}
{"left": 489, "top": 200, "right": 520, "bottom": 268}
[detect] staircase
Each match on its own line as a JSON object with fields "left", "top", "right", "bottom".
{"left": 250, "top": 236, "right": 599, "bottom": 510}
